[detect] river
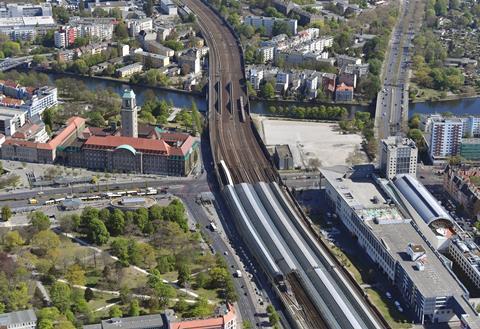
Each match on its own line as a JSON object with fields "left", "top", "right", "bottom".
{"left": 45, "top": 72, "right": 480, "bottom": 117}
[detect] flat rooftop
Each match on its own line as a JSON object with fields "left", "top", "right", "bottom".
{"left": 322, "top": 167, "right": 466, "bottom": 299}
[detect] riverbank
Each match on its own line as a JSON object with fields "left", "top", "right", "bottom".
{"left": 35, "top": 68, "right": 203, "bottom": 96}
{"left": 250, "top": 96, "right": 373, "bottom": 108}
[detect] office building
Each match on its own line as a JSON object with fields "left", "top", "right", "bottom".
{"left": 244, "top": 16, "right": 297, "bottom": 37}
{"left": 0, "top": 16, "right": 55, "bottom": 41}
{"left": 0, "top": 309, "right": 37, "bottom": 329}
{"left": 120, "top": 89, "right": 138, "bottom": 138}
{"left": 2, "top": 116, "right": 85, "bottom": 164}
{"left": 160, "top": 0, "right": 178, "bottom": 15}
{"left": 321, "top": 166, "right": 478, "bottom": 325}
{"left": 380, "top": 136, "right": 418, "bottom": 179}
{"left": 427, "top": 117, "right": 463, "bottom": 160}
{"left": 21, "top": 86, "right": 58, "bottom": 118}
{"left": 0, "top": 3, "right": 52, "bottom": 17}
{"left": 0, "top": 107, "right": 26, "bottom": 136}
{"left": 461, "top": 139, "right": 480, "bottom": 160}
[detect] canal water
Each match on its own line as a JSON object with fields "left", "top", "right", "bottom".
{"left": 45, "top": 72, "right": 480, "bottom": 117}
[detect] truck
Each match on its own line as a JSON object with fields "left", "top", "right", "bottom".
{"left": 235, "top": 270, "right": 242, "bottom": 278}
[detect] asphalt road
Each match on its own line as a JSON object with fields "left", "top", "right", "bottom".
{"left": 376, "top": 0, "right": 417, "bottom": 140}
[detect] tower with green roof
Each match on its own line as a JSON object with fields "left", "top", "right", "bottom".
{"left": 121, "top": 89, "right": 138, "bottom": 138}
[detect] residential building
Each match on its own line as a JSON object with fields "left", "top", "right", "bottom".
{"left": 244, "top": 16, "right": 297, "bottom": 37}
{"left": 336, "top": 54, "right": 362, "bottom": 68}
{"left": 0, "top": 309, "right": 37, "bottom": 329}
{"left": 54, "top": 26, "right": 77, "bottom": 48}
{"left": 321, "top": 166, "right": 478, "bottom": 326}
{"left": 443, "top": 165, "right": 480, "bottom": 220}
{"left": 273, "top": 144, "right": 293, "bottom": 170}
{"left": 69, "top": 17, "right": 116, "bottom": 42}
{"left": 461, "top": 139, "right": 480, "bottom": 160}
{"left": 137, "top": 51, "right": 170, "bottom": 68}
{"left": 143, "top": 41, "right": 174, "bottom": 57}
{"left": 12, "top": 121, "right": 49, "bottom": 143}
{"left": 21, "top": 86, "right": 58, "bottom": 118}
{"left": 380, "top": 136, "right": 418, "bottom": 179}
{"left": 448, "top": 233, "right": 480, "bottom": 289}
{"left": 338, "top": 71, "right": 356, "bottom": 89}
{"left": 462, "top": 116, "right": 480, "bottom": 137}
{"left": 258, "top": 46, "right": 274, "bottom": 63}
{"left": 160, "top": 0, "right": 178, "bottom": 15}
{"left": 0, "top": 107, "right": 26, "bottom": 136}
{"left": 334, "top": 83, "right": 353, "bottom": 101}
{"left": 177, "top": 48, "right": 201, "bottom": 74}
{"left": 276, "top": 72, "right": 289, "bottom": 92}
{"left": 304, "top": 75, "right": 318, "bottom": 99}
{"left": 248, "top": 69, "right": 264, "bottom": 90}
{"left": 427, "top": 117, "right": 463, "bottom": 160}
{"left": 120, "top": 89, "right": 138, "bottom": 138}
{"left": 116, "top": 63, "right": 143, "bottom": 77}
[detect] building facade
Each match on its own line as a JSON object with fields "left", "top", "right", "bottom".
{"left": 380, "top": 136, "right": 418, "bottom": 179}
{"left": 428, "top": 117, "right": 463, "bottom": 160}
{"left": 461, "top": 139, "right": 480, "bottom": 160}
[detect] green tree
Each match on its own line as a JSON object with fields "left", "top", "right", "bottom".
{"left": 31, "top": 230, "right": 60, "bottom": 256}
{"left": 109, "top": 305, "right": 123, "bottom": 318}
{"left": 4, "top": 230, "right": 24, "bottom": 251}
{"left": 195, "top": 272, "right": 209, "bottom": 289}
{"left": 129, "top": 299, "right": 140, "bottom": 316}
{"left": 84, "top": 287, "right": 94, "bottom": 302}
{"left": 50, "top": 282, "right": 71, "bottom": 313}
{"left": 107, "top": 209, "right": 125, "bottom": 236}
{"left": 260, "top": 82, "right": 275, "bottom": 99}
{"left": 1, "top": 205, "right": 11, "bottom": 221}
{"left": 29, "top": 211, "right": 50, "bottom": 231}
{"left": 114, "top": 22, "right": 129, "bottom": 40}
{"left": 177, "top": 263, "right": 191, "bottom": 287}
{"left": 65, "top": 264, "right": 86, "bottom": 286}
{"left": 87, "top": 219, "right": 110, "bottom": 245}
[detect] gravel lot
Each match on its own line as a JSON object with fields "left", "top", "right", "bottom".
{"left": 261, "top": 119, "right": 368, "bottom": 168}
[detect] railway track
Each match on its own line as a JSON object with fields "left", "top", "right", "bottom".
{"left": 184, "top": 0, "right": 276, "bottom": 185}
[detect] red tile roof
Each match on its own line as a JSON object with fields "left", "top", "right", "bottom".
{"left": 336, "top": 82, "right": 353, "bottom": 92}
{"left": 83, "top": 133, "right": 196, "bottom": 157}
{"left": 0, "top": 96, "right": 23, "bottom": 106}
{"left": 170, "top": 305, "right": 236, "bottom": 329}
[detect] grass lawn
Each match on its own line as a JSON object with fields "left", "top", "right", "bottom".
{"left": 192, "top": 287, "right": 221, "bottom": 303}
{"left": 410, "top": 82, "right": 443, "bottom": 102}
{"left": 119, "top": 266, "right": 148, "bottom": 289}
{"left": 87, "top": 291, "right": 120, "bottom": 314}
{"left": 160, "top": 271, "right": 179, "bottom": 282}
{"left": 366, "top": 289, "right": 412, "bottom": 329}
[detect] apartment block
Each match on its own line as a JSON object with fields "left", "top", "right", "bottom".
{"left": 427, "top": 117, "right": 463, "bottom": 160}
{"left": 244, "top": 16, "right": 297, "bottom": 36}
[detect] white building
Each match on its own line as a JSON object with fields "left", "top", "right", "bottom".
{"left": 21, "top": 87, "right": 58, "bottom": 118}
{"left": 258, "top": 46, "right": 274, "bottom": 63}
{"left": 462, "top": 116, "right": 480, "bottom": 137}
{"left": 88, "top": 1, "right": 131, "bottom": 17}
{"left": 380, "top": 136, "right": 418, "bottom": 180}
{"left": 0, "top": 309, "right": 37, "bottom": 329}
{"left": 244, "top": 16, "right": 297, "bottom": 36}
{"left": 137, "top": 51, "right": 170, "bottom": 68}
{"left": 126, "top": 18, "right": 153, "bottom": 36}
{"left": 0, "top": 107, "right": 26, "bottom": 136}
{"left": 116, "top": 62, "right": 143, "bottom": 77}
{"left": 304, "top": 75, "right": 318, "bottom": 99}
{"left": 276, "top": 72, "right": 289, "bottom": 92}
{"left": 427, "top": 117, "right": 463, "bottom": 160}
{"left": 177, "top": 49, "right": 201, "bottom": 74}
{"left": 0, "top": 16, "right": 55, "bottom": 41}
{"left": 0, "top": 3, "right": 52, "bottom": 17}
{"left": 249, "top": 69, "right": 264, "bottom": 90}
{"left": 160, "top": 0, "right": 178, "bottom": 15}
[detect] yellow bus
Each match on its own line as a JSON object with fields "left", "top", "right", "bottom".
{"left": 28, "top": 198, "right": 38, "bottom": 205}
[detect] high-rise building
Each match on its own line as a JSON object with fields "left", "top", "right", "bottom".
{"left": 380, "top": 136, "right": 418, "bottom": 179}
{"left": 120, "top": 89, "right": 138, "bottom": 138}
{"left": 427, "top": 117, "right": 463, "bottom": 160}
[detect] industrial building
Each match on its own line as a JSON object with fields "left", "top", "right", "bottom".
{"left": 321, "top": 166, "right": 480, "bottom": 326}
{"left": 380, "top": 136, "right": 418, "bottom": 179}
